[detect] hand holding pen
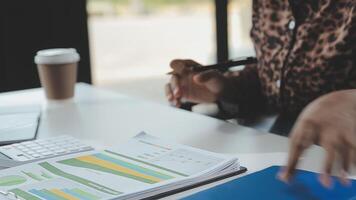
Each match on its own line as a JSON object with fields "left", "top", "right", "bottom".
{"left": 167, "top": 57, "right": 257, "bottom": 74}
{"left": 165, "top": 57, "right": 257, "bottom": 107}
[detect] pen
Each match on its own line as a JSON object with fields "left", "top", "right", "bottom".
{"left": 167, "top": 56, "right": 257, "bottom": 75}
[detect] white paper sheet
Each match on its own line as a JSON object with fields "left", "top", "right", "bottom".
{"left": 0, "top": 133, "right": 238, "bottom": 200}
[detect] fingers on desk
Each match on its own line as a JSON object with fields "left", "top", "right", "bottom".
{"left": 346, "top": 133, "right": 356, "bottom": 165}
{"left": 280, "top": 121, "right": 316, "bottom": 182}
{"left": 319, "top": 141, "right": 337, "bottom": 188}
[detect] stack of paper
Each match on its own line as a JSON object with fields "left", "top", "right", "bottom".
{"left": 0, "top": 132, "right": 243, "bottom": 200}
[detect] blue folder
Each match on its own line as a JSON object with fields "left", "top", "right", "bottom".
{"left": 182, "top": 166, "right": 356, "bottom": 200}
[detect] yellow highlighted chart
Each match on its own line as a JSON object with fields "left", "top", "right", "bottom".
{"left": 78, "top": 156, "right": 161, "bottom": 182}
{"left": 51, "top": 189, "right": 80, "bottom": 200}
{"left": 58, "top": 153, "right": 174, "bottom": 184}
{"left": 28, "top": 187, "right": 101, "bottom": 200}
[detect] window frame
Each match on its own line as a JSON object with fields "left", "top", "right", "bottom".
{"left": 214, "top": 0, "right": 229, "bottom": 62}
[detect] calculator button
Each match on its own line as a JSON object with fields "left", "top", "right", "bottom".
{"left": 36, "top": 141, "right": 48, "bottom": 145}
{"left": 24, "top": 151, "right": 36, "bottom": 155}
{"left": 21, "top": 141, "right": 33, "bottom": 145}
{"left": 16, "top": 155, "right": 30, "bottom": 161}
{"left": 41, "top": 152, "right": 54, "bottom": 156}
{"left": 35, "top": 149, "right": 47, "bottom": 153}
{"left": 1, "top": 149, "right": 24, "bottom": 158}
{"left": 44, "top": 143, "right": 56, "bottom": 147}
{"left": 17, "top": 146, "right": 27, "bottom": 150}
{"left": 31, "top": 154, "right": 41, "bottom": 158}
{"left": 54, "top": 150, "right": 67, "bottom": 154}
{"left": 24, "top": 143, "right": 37, "bottom": 148}
{"left": 30, "top": 146, "right": 42, "bottom": 150}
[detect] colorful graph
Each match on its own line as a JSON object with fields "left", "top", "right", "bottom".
{"left": 39, "top": 162, "right": 121, "bottom": 195}
{"left": 21, "top": 171, "right": 53, "bottom": 182}
{"left": 10, "top": 188, "right": 41, "bottom": 200}
{"left": 0, "top": 175, "right": 27, "bottom": 186}
{"left": 57, "top": 153, "right": 174, "bottom": 184}
{"left": 22, "top": 171, "right": 44, "bottom": 181}
{"left": 30, "top": 188, "right": 100, "bottom": 200}
{"left": 105, "top": 150, "right": 188, "bottom": 177}
{"left": 41, "top": 171, "right": 53, "bottom": 179}
{"left": 10, "top": 187, "right": 101, "bottom": 200}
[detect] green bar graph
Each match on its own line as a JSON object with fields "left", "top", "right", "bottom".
{"left": 71, "top": 188, "right": 100, "bottom": 200}
{"left": 22, "top": 171, "right": 43, "bottom": 181}
{"left": 59, "top": 158, "right": 157, "bottom": 184}
{"left": 39, "top": 162, "right": 122, "bottom": 195}
{"left": 94, "top": 153, "right": 174, "bottom": 180}
{"left": 41, "top": 171, "right": 53, "bottom": 179}
{"left": 0, "top": 175, "right": 27, "bottom": 186}
{"left": 10, "top": 188, "right": 42, "bottom": 200}
{"left": 105, "top": 150, "right": 188, "bottom": 177}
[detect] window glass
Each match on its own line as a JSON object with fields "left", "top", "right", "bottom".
{"left": 228, "top": 0, "right": 255, "bottom": 59}
{"left": 88, "top": 0, "right": 215, "bottom": 102}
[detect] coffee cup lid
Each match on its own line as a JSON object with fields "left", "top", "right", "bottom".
{"left": 35, "top": 48, "right": 80, "bottom": 65}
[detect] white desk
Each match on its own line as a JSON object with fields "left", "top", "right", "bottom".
{"left": 0, "top": 83, "right": 340, "bottom": 199}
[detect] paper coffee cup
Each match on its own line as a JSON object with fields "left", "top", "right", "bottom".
{"left": 35, "top": 48, "right": 80, "bottom": 100}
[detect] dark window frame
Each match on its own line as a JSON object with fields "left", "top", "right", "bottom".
{"left": 0, "top": 0, "right": 91, "bottom": 92}
{"left": 214, "top": 0, "right": 229, "bottom": 62}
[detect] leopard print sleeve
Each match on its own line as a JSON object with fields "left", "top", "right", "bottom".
{"left": 348, "top": 7, "right": 356, "bottom": 88}
{"left": 218, "top": 0, "right": 356, "bottom": 119}
{"left": 246, "top": 0, "right": 356, "bottom": 114}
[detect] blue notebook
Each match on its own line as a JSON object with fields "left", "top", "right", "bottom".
{"left": 182, "top": 166, "right": 356, "bottom": 200}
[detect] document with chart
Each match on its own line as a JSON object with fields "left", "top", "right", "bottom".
{"left": 0, "top": 132, "right": 244, "bottom": 200}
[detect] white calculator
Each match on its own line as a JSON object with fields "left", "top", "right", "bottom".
{"left": 0, "top": 136, "right": 94, "bottom": 168}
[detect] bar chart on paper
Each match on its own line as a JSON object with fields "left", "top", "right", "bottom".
{"left": 21, "top": 171, "right": 53, "bottom": 182}
{"left": 0, "top": 175, "right": 27, "bottom": 186}
{"left": 9, "top": 178, "right": 109, "bottom": 200}
{"left": 29, "top": 188, "right": 100, "bottom": 200}
{"left": 57, "top": 153, "right": 175, "bottom": 184}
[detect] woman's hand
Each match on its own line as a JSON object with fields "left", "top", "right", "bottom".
{"left": 280, "top": 90, "right": 356, "bottom": 187}
{"left": 165, "top": 59, "right": 227, "bottom": 107}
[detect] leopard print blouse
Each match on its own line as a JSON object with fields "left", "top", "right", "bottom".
{"left": 222, "top": 0, "right": 356, "bottom": 117}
